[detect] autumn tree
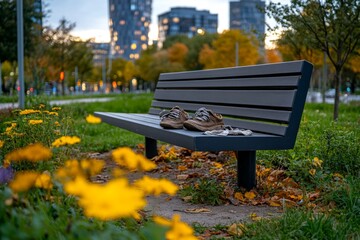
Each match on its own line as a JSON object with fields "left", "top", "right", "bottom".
{"left": 199, "top": 30, "right": 260, "bottom": 69}
{"left": 266, "top": 0, "right": 360, "bottom": 120}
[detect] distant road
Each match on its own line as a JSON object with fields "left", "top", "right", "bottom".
{"left": 0, "top": 97, "right": 115, "bottom": 110}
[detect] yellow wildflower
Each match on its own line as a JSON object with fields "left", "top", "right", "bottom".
{"left": 309, "top": 169, "right": 316, "bottom": 176}
{"left": 5, "top": 123, "right": 17, "bottom": 132}
{"left": 312, "top": 157, "right": 323, "bottom": 168}
{"left": 47, "top": 111, "right": 59, "bottom": 116}
{"left": 55, "top": 159, "right": 105, "bottom": 182}
{"left": 154, "top": 214, "right": 197, "bottom": 240}
{"left": 9, "top": 171, "right": 40, "bottom": 193}
{"left": 39, "top": 104, "right": 45, "bottom": 109}
{"left": 0, "top": 140, "right": 4, "bottom": 148}
{"left": 52, "top": 136, "right": 81, "bottom": 147}
{"left": 52, "top": 107, "right": 61, "bottom": 111}
{"left": 19, "top": 109, "right": 41, "bottom": 115}
{"left": 80, "top": 159, "right": 105, "bottom": 176}
{"left": 65, "top": 177, "right": 146, "bottom": 220}
{"left": 5, "top": 143, "right": 52, "bottom": 163}
{"left": 28, "top": 119, "right": 43, "bottom": 125}
{"left": 35, "top": 171, "right": 53, "bottom": 190}
{"left": 112, "top": 147, "right": 156, "bottom": 171}
{"left": 86, "top": 114, "right": 102, "bottom": 124}
{"left": 134, "top": 176, "right": 178, "bottom": 196}
{"left": 54, "top": 121, "right": 61, "bottom": 127}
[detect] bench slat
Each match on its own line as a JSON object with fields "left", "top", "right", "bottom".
{"left": 156, "top": 76, "right": 300, "bottom": 89}
{"left": 159, "top": 60, "right": 306, "bottom": 81}
{"left": 154, "top": 89, "right": 296, "bottom": 108}
{"left": 149, "top": 101, "right": 291, "bottom": 123}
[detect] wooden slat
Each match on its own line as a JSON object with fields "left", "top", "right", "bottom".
{"left": 159, "top": 61, "right": 308, "bottom": 81}
{"left": 154, "top": 89, "right": 296, "bottom": 108}
{"left": 149, "top": 101, "right": 291, "bottom": 123}
{"left": 156, "top": 76, "right": 300, "bottom": 89}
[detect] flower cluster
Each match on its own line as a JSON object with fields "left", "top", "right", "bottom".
{"left": 112, "top": 147, "right": 156, "bottom": 171}
{"left": 133, "top": 176, "right": 178, "bottom": 196}
{"left": 86, "top": 114, "right": 102, "bottom": 124}
{"left": 9, "top": 171, "right": 53, "bottom": 192}
{"left": 4, "top": 143, "right": 52, "bottom": 164}
{"left": 65, "top": 177, "right": 146, "bottom": 220}
{"left": 51, "top": 136, "right": 81, "bottom": 147}
{"left": 154, "top": 214, "right": 197, "bottom": 240}
{"left": 28, "top": 119, "right": 43, "bottom": 125}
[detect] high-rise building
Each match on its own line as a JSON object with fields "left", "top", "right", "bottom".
{"left": 158, "top": 7, "right": 218, "bottom": 47}
{"left": 109, "top": 0, "right": 152, "bottom": 60}
{"left": 229, "top": 0, "right": 265, "bottom": 38}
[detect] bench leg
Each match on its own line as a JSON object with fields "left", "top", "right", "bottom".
{"left": 235, "top": 151, "right": 256, "bottom": 190}
{"left": 145, "top": 137, "right": 157, "bottom": 159}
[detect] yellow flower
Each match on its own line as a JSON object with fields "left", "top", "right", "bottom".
{"left": 54, "top": 121, "right": 61, "bottom": 127}
{"left": 39, "top": 104, "right": 45, "bottom": 109}
{"left": 86, "top": 114, "right": 102, "bottom": 124}
{"left": 35, "top": 171, "right": 53, "bottom": 190}
{"left": 19, "top": 109, "right": 41, "bottom": 115}
{"left": 52, "top": 136, "right": 81, "bottom": 147}
{"left": 154, "top": 214, "right": 197, "bottom": 240}
{"left": 5, "top": 143, "right": 52, "bottom": 163}
{"left": 80, "top": 159, "right": 105, "bottom": 176}
{"left": 309, "top": 169, "right": 316, "bottom": 176}
{"left": 65, "top": 177, "right": 146, "bottom": 220}
{"left": 134, "top": 176, "right": 178, "bottom": 196}
{"left": 28, "top": 119, "right": 43, "bottom": 125}
{"left": 5, "top": 123, "right": 17, "bottom": 132}
{"left": 55, "top": 159, "right": 105, "bottom": 182}
{"left": 0, "top": 140, "right": 4, "bottom": 148}
{"left": 312, "top": 157, "right": 323, "bottom": 168}
{"left": 9, "top": 171, "right": 40, "bottom": 193}
{"left": 52, "top": 107, "right": 61, "bottom": 111}
{"left": 112, "top": 147, "right": 156, "bottom": 171}
{"left": 47, "top": 111, "right": 59, "bottom": 116}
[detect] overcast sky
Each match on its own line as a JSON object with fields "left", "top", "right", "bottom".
{"left": 45, "top": 0, "right": 290, "bottom": 45}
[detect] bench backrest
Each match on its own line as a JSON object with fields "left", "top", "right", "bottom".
{"left": 149, "top": 60, "right": 313, "bottom": 139}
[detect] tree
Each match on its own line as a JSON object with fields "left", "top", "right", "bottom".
{"left": 266, "top": 0, "right": 360, "bottom": 120}
{"left": 167, "top": 43, "right": 189, "bottom": 65}
{"left": 0, "top": 0, "right": 44, "bottom": 62}
{"left": 199, "top": 30, "right": 260, "bottom": 69}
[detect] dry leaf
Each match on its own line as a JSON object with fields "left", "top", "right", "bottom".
{"left": 234, "top": 192, "right": 244, "bottom": 201}
{"left": 249, "top": 213, "right": 262, "bottom": 221}
{"left": 176, "top": 174, "right": 189, "bottom": 180}
{"left": 185, "top": 208, "right": 211, "bottom": 213}
{"left": 245, "top": 191, "right": 256, "bottom": 200}
{"left": 269, "top": 200, "right": 281, "bottom": 207}
{"left": 177, "top": 165, "right": 188, "bottom": 171}
{"left": 182, "top": 196, "right": 193, "bottom": 202}
{"left": 228, "top": 223, "right": 245, "bottom": 236}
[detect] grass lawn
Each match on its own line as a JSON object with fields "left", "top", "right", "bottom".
{"left": 0, "top": 93, "right": 359, "bottom": 239}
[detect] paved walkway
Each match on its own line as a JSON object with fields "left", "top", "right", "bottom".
{"left": 0, "top": 97, "right": 114, "bottom": 110}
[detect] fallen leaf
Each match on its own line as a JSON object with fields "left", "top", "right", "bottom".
{"left": 245, "top": 191, "right": 256, "bottom": 200}
{"left": 228, "top": 223, "right": 245, "bottom": 237}
{"left": 177, "top": 165, "right": 188, "bottom": 171}
{"left": 234, "top": 192, "right": 244, "bottom": 201}
{"left": 185, "top": 208, "right": 211, "bottom": 213}
{"left": 176, "top": 174, "right": 189, "bottom": 180}
{"left": 182, "top": 196, "right": 192, "bottom": 202}
{"left": 249, "top": 213, "right": 262, "bottom": 221}
{"left": 269, "top": 200, "right": 281, "bottom": 207}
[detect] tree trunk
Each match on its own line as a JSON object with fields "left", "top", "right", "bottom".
{"left": 333, "top": 69, "right": 341, "bottom": 121}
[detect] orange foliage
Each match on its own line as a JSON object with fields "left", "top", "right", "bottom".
{"left": 266, "top": 49, "right": 283, "bottom": 63}
{"left": 167, "top": 43, "right": 189, "bottom": 64}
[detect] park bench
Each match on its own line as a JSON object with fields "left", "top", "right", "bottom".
{"left": 94, "top": 60, "right": 313, "bottom": 190}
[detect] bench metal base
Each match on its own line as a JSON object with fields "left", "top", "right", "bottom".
{"left": 236, "top": 151, "right": 256, "bottom": 190}
{"left": 145, "top": 137, "right": 158, "bottom": 159}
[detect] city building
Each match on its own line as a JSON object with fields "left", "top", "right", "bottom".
{"left": 88, "top": 42, "right": 110, "bottom": 66}
{"left": 109, "top": 0, "right": 152, "bottom": 60}
{"left": 158, "top": 7, "right": 218, "bottom": 48}
{"left": 229, "top": 0, "right": 265, "bottom": 38}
